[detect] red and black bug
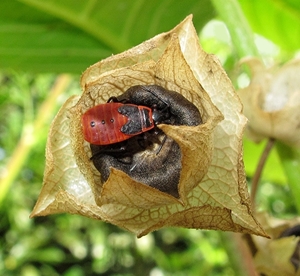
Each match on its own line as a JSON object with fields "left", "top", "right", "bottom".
{"left": 84, "top": 85, "right": 202, "bottom": 197}
{"left": 82, "top": 102, "right": 154, "bottom": 145}
{"left": 81, "top": 86, "right": 171, "bottom": 146}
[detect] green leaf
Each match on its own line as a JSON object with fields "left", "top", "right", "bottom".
{"left": 238, "top": 0, "right": 300, "bottom": 51}
{"left": 243, "top": 138, "right": 287, "bottom": 184}
{"left": 276, "top": 142, "right": 300, "bottom": 213}
{"left": 29, "top": 247, "right": 66, "bottom": 263}
{"left": 0, "top": 0, "right": 214, "bottom": 73}
{"left": 211, "top": 0, "right": 259, "bottom": 58}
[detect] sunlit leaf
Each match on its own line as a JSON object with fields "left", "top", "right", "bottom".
{"left": 243, "top": 138, "right": 287, "bottom": 184}
{"left": 0, "top": 0, "right": 214, "bottom": 73}
{"left": 238, "top": 0, "right": 300, "bottom": 51}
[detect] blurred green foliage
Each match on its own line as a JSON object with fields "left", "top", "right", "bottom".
{"left": 1, "top": 0, "right": 300, "bottom": 275}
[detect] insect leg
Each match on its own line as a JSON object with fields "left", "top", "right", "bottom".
{"left": 155, "top": 134, "right": 167, "bottom": 155}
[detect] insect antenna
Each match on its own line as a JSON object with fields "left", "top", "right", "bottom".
{"left": 107, "top": 96, "right": 130, "bottom": 104}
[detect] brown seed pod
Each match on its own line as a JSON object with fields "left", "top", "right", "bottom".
{"left": 31, "top": 15, "right": 267, "bottom": 238}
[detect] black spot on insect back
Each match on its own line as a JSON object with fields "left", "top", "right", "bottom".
{"left": 90, "top": 85, "right": 202, "bottom": 198}
{"left": 118, "top": 105, "right": 143, "bottom": 134}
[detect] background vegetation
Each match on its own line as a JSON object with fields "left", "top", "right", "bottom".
{"left": 1, "top": 0, "right": 300, "bottom": 275}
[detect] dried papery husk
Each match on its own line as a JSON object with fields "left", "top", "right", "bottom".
{"left": 251, "top": 213, "right": 300, "bottom": 276}
{"left": 239, "top": 57, "right": 300, "bottom": 147}
{"left": 31, "top": 96, "right": 106, "bottom": 220}
{"left": 68, "top": 35, "right": 221, "bottom": 209}
{"left": 31, "top": 15, "right": 267, "bottom": 238}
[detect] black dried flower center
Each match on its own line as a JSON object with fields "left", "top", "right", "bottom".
{"left": 89, "top": 85, "right": 202, "bottom": 198}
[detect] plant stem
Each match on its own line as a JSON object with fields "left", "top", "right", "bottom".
{"left": 276, "top": 142, "right": 300, "bottom": 213}
{"left": 219, "top": 232, "right": 257, "bottom": 276}
{"left": 211, "top": 0, "right": 259, "bottom": 58}
{"left": 250, "top": 138, "right": 276, "bottom": 210}
{"left": 0, "top": 74, "right": 72, "bottom": 205}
